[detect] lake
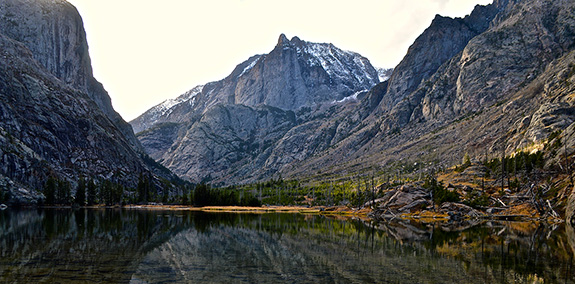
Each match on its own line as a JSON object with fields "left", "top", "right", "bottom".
{"left": 1, "top": 208, "right": 574, "bottom": 283}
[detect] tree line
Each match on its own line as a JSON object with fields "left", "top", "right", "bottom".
{"left": 41, "top": 175, "right": 262, "bottom": 207}
{"left": 39, "top": 128, "right": 568, "bottom": 208}
{"left": 40, "top": 174, "right": 382, "bottom": 208}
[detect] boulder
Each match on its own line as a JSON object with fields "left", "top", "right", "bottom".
{"left": 439, "top": 202, "right": 485, "bottom": 219}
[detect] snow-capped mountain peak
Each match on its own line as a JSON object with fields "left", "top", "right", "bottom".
{"left": 132, "top": 34, "right": 381, "bottom": 132}
{"left": 286, "top": 36, "right": 380, "bottom": 87}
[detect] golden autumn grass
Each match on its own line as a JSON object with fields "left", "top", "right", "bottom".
{"left": 118, "top": 203, "right": 559, "bottom": 223}
{"left": 122, "top": 204, "right": 372, "bottom": 218}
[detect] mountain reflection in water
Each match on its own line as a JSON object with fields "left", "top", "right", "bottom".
{"left": 0, "top": 209, "right": 574, "bottom": 283}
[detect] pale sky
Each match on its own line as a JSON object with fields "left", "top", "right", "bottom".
{"left": 66, "top": 0, "right": 492, "bottom": 121}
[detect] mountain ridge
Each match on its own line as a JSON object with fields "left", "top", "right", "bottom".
{"left": 133, "top": 0, "right": 575, "bottom": 188}
{"left": 131, "top": 34, "right": 382, "bottom": 134}
{"left": 287, "top": 0, "right": 575, "bottom": 181}
{"left": 131, "top": 34, "right": 383, "bottom": 183}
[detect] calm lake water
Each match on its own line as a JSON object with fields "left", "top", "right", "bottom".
{"left": 1, "top": 209, "right": 574, "bottom": 283}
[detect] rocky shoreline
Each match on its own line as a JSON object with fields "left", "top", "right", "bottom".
{"left": 2, "top": 202, "right": 563, "bottom": 225}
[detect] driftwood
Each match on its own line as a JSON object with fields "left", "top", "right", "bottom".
{"left": 489, "top": 197, "right": 507, "bottom": 207}
{"left": 546, "top": 200, "right": 560, "bottom": 218}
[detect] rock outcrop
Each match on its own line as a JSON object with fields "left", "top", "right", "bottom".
{"left": 143, "top": 104, "right": 296, "bottom": 182}
{"left": 379, "top": 3, "right": 501, "bottom": 114}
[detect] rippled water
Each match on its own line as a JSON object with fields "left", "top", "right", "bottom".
{"left": 1, "top": 208, "right": 574, "bottom": 283}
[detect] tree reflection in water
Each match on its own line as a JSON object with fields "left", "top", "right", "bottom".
{"left": 0, "top": 209, "right": 574, "bottom": 283}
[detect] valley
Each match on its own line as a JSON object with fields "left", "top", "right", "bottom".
{"left": 0, "top": 0, "right": 573, "bottom": 230}
{"left": 1, "top": 0, "right": 575, "bottom": 282}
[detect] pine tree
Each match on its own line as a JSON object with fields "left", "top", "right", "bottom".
{"left": 75, "top": 177, "right": 86, "bottom": 206}
{"left": 463, "top": 152, "right": 471, "bottom": 167}
{"left": 182, "top": 185, "right": 189, "bottom": 205}
{"left": 101, "top": 180, "right": 115, "bottom": 205}
{"left": 0, "top": 189, "right": 6, "bottom": 203}
{"left": 57, "top": 180, "right": 65, "bottom": 204}
{"left": 115, "top": 183, "right": 125, "bottom": 205}
{"left": 137, "top": 174, "right": 152, "bottom": 203}
{"left": 87, "top": 179, "right": 97, "bottom": 206}
{"left": 194, "top": 183, "right": 210, "bottom": 206}
{"left": 162, "top": 180, "right": 170, "bottom": 204}
{"left": 44, "top": 177, "right": 57, "bottom": 205}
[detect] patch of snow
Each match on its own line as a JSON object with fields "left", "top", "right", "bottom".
{"left": 332, "top": 90, "right": 367, "bottom": 104}
{"left": 239, "top": 56, "right": 261, "bottom": 77}
{"left": 297, "top": 41, "right": 379, "bottom": 88}
{"left": 145, "top": 85, "right": 204, "bottom": 123}
{"left": 377, "top": 68, "right": 393, "bottom": 82}
{"left": 353, "top": 56, "right": 377, "bottom": 83}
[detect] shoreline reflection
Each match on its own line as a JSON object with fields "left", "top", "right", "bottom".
{"left": 0, "top": 209, "right": 573, "bottom": 283}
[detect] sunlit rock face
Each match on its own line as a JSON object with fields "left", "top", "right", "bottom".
{"left": 379, "top": 3, "right": 500, "bottom": 114}
{"left": 375, "top": 0, "right": 575, "bottom": 154}
{"left": 227, "top": 34, "right": 380, "bottom": 111}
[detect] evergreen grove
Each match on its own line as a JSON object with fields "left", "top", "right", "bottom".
{"left": 37, "top": 132, "right": 559, "bottom": 209}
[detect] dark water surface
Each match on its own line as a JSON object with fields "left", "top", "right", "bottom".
{"left": 1, "top": 208, "right": 574, "bottom": 283}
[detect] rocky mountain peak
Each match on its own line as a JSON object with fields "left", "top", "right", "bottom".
{"left": 275, "top": 34, "right": 306, "bottom": 48}
{"left": 277, "top": 33, "right": 290, "bottom": 46}
{"left": 291, "top": 36, "right": 303, "bottom": 45}
{"left": 431, "top": 14, "right": 452, "bottom": 23}
{"left": 132, "top": 34, "right": 380, "bottom": 133}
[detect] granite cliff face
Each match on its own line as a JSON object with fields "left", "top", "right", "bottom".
{"left": 410, "top": 0, "right": 574, "bottom": 124}
{"left": 389, "top": 0, "right": 575, "bottom": 143}
{"left": 0, "top": 0, "right": 141, "bottom": 150}
{"left": 229, "top": 35, "right": 379, "bottom": 111}
{"left": 380, "top": 4, "right": 500, "bottom": 114}
{"left": 0, "top": 0, "right": 175, "bottom": 204}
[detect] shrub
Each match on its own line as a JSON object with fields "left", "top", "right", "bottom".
{"left": 424, "top": 176, "right": 459, "bottom": 205}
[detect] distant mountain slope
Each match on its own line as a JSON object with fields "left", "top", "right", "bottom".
{"left": 131, "top": 35, "right": 383, "bottom": 183}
